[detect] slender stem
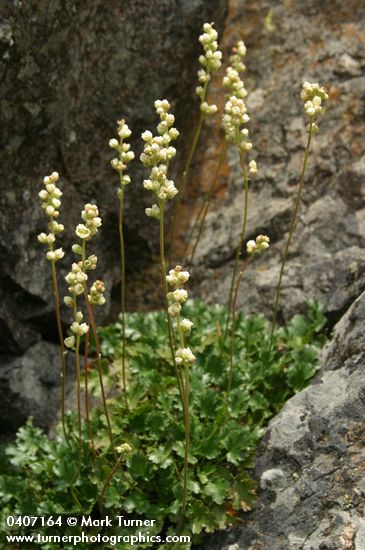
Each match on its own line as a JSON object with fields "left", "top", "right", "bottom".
{"left": 270, "top": 122, "right": 313, "bottom": 343}
{"left": 225, "top": 256, "right": 253, "bottom": 413}
{"left": 74, "top": 334, "right": 82, "bottom": 447}
{"left": 187, "top": 142, "right": 227, "bottom": 266}
{"left": 84, "top": 329, "right": 96, "bottom": 458}
{"left": 159, "top": 202, "right": 185, "bottom": 405}
{"left": 118, "top": 185, "right": 128, "bottom": 410}
{"left": 168, "top": 110, "right": 205, "bottom": 264}
{"left": 81, "top": 241, "right": 116, "bottom": 458}
{"left": 50, "top": 259, "right": 69, "bottom": 445}
{"left": 176, "top": 313, "right": 190, "bottom": 533}
{"left": 71, "top": 332, "right": 83, "bottom": 491}
{"left": 99, "top": 453, "right": 134, "bottom": 507}
{"left": 225, "top": 146, "right": 249, "bottom": 338}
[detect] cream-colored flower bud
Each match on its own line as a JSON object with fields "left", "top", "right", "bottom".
{"left": 168, "top": 303, "right": 181, "bottom": 317}
{"left": 64, "top": 296, "right": 74, "bottom": 307}
{"left": 74, "top": 283, "right": 84, "bottom": 295}
{"left": 181, "top": 318, "right": 193, "bottom": 333}
{"left": 54, "top": 248, "right": 65, "bottom": 260}
{"left": 64, "top": 336, "right": 75, "bottom": 349}
{"left": 37, "top": 232, "right": 48, "bottom": 244}
{"left": 249, "top": 160, "right": 257, "bottom": 174}
{"left": 175, "top": 347, "right": 196, "bottom": 365}
{"left": 246, "top": 240, "right": 257, "bottom": 255}
{"left": 75, "top": 311, "right": 83, "bottom": 323}
{"left": 172, "top": 289, "right": 188, "bottom": 303}
{"left": 46, "top": 250, "right": 56, "bottom": 261}
{"left": 116, "top": 443, "right": 132, "bottom": 454}
{"left": 72, "top": 244, "right": 82, "bottom": 255}
{"left": 109, "top": 138, "right": 119, "bottom": 149}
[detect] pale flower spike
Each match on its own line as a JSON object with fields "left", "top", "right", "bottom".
{"left": 165, "top": 265, "right": 195, "bottom": 366}
{"left": 301, "top": 81, "right": 328, "bottom": 133}
{"left": 222, "top": 41, "right": 252, "bottom": 152}
{"left": 38, "top": 171, "right": 65, "bottom": 262}
{"left": 110, "top": 118, "right": 134, "bottom": 194}
{"left": 141, "top": 99, "right": 179, "bottom": 220}
{"left": 196, "top": 22, "right": 222, "bottom": 115}
{"left": 64, "top": 204, "right": 105, "bottom": 349}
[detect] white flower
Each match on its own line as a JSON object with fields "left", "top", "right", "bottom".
{"left": 64, "top": 296, "right": 74, "bottom": 307}
{"left": 75, "top": 224, "right": 91, "bottom": 240}
{"left": 54, "top": 248, "right": 65, "bottom": 260}
{"left": 109, "top": 138, "right": 119, "bottom": 148}
{"left": 172, "top": 288, "right": 188, "bottom": 303}
{"left": 200, "top": 102, "right": 218, "bottom": 115}
{"left": 116, "top": 443, "right": 132, "bottom": 453}
{"left": 301, "top": 82, "right": 328, "bottom": 120}
{"left": 175, "top": 347, "right": 196, "bottom": 365}
{"left": 64, "top": 336, "right": 75, "bottom": 349}
{"left": 247, "top": 234, "right": 270, "bottom": 255}
{"left": 145, "top": 204, "right": 160, "bottom": 219}
{"left": 249, "top": 160, "right": 257, "bottom": 174}
{"left": 181, "top": 318, "right": 193, "bottom": 333}
{"left": 71, "top": 322, "right": 89, "bottom": 336}
{"left": 168, "top": 303, "right": 182, "bottom": 317}
{"left": 246, "top": 240, "right": 257, "bottom": 255}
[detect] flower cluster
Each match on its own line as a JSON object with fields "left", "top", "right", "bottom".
{"left": 228, "top": 40, "right": 247, "bottom": 73}
{"left": 141, "top": 100, "right": 179, "bottom": 220}
{"left": 175, "top": 347, "right": 196, "bottom": 366}
{"left": 65, "top": 263, "right": 88, "bottom": 297}
{"left": 222, "top": 41, "right": 252, "bottom": 153}
{"left": 64, "top": 310, "right": 89, "bottom": 349}
{"left": 63, "top": 205, "right": 105, "bottom": 349}
{"left": 109, "top": 119, "right": 134, "bottom": 194}
{"left": 75, "top": 204, "right": 102, "bottom": 241}
{"left": 37, "top": 172, "right": 65, "bottom": 262}
{"left": 301, "top": 82, "right": 328, "bottom": 122}
{"left": 116, "top": 443, "right": 133, "bottom": 454}
{"left": 246, "top": 234, "right": 270, "bottom": 255}
{"left": 166, "top": 265, "right": 195, "bottom": 366}
{"left": 88, "top": 280, "right": 106, "bottom": 306}
{"left": 196, "top": 22, "right": 222, "bottom": 115}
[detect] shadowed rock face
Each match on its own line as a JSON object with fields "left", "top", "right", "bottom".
{"left": 0, "top": 0, "right": 228, "bottom": 435}
{"left": 196, "top": 290, "right": 365, "bottom": 550}
{"left": 181, "top": 0, "right": 365, "bottom": 323}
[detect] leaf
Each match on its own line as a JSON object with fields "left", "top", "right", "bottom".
{"left": 229, "top": 473, "right": 256, "bottom": 511}
{"left": 202, "top": 478, "right": 229, "bottom": 504}
{"left": 123, "top": 492, "right": 150, "bottom": 514}
{"left": 147, "top": 447, "right": 173, "bottom": 469}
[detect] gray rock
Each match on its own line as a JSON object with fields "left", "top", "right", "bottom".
{"left": 196, "top": 290, "right": 365, "bottom": 550}
{"left": 0, "top": 341, "right": 75, "bottom": 438}
{"left": 0, "top": 0, "right": 228, "bottom": 430}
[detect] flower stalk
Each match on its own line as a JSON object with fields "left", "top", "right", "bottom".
{"left": 110, "top": 119, "right": 134, "bottom": 410}
{"left": 37, "top": 171, "right": 69, "bottom": 444}
{"left": 168, "top": 22, "right": 222, "bottom": 261}
{"left": 226, "top": 236, "right": 269, "bottom": 412}
{"left": 270, "top": 82, "right": 328, "bottom": 342}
